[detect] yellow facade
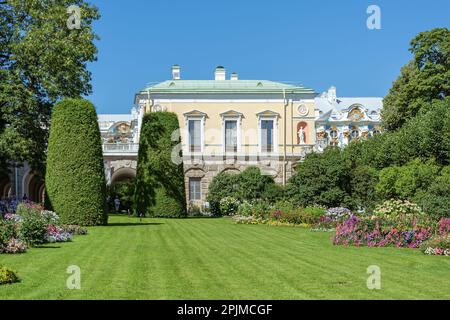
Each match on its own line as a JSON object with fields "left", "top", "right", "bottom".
{"left": 149, "top": 99, "right": 316, "bottom": 157}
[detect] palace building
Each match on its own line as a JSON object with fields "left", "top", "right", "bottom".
{"left": 314, "top": 87, "right": 383, "bottom": 151}
{"left": 134, "top": 65, "right": 383, "bottom": 206}
{"left": 0, "top": 65, "right": 383, "bottom": 208}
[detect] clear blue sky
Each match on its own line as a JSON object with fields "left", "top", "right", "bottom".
{"left": 88, "top": 0, "right": 450, "bottom": 114}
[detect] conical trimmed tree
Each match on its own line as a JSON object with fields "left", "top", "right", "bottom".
{"left": 134, "top": 112, "right": 186, "bottom": 217}
{"left": 45, "top": 98, "right": 107, "bottom": 226}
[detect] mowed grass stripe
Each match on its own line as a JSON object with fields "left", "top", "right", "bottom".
{"left": 1, "top": 215, "right": 449, "bottom": 299}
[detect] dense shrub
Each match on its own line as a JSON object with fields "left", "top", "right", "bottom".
{"left": 0, "top": 265, "right": 19, "bottom": 285}
{"left": 61, "top": 225, "right": 88, "bottom": 235}
{"left": 234, "top": 200, "right": 326, "bottom": 227}
{"left": 207, "top": 172, "right": 239, "bottom": 215}
{"left": 349, "top": 165, "right": 379, "bottom": 210}
{"left": 273, "top": 208, "right": 323, "bottom": 225}
{"left": 219, "top": 197, "right": 240, "bottom": 216}
{"left": 261, "top": 183, "right": 285, "bottom": 203}
{"left": 45, "top": 225, "right": 73, "bottom": 243}
{"left": 238, "top": 167, "right": 275, "bottom": 200}
{"left": 18, "top": 204, "right": 48, "bottom": 246}
{"left": 45, "top": 99, "right": 107, "bottom": 226}
{"left": 208, "top": 167, "right": 280, "bottom": 216}
{"left": 0, "top": 218, "right": 18, "bottom": 248}
{"left": 149, "top": 188, "right": 186, "bottom": 218}
{"left": 374, "top": 199, "right": 423, "bottom": 218}
{"left": 287, "top": 148, "right": 351, "bottom": 209}
{"left": 187, "top": 203, "right": 203, "bottom": 217}
{"left": 2, "top": 238, "right": 27, "bottom": 254}
{"left": 438, "top": 218, "right": 450, "bottom": 236}
{"left": 376, "top": 159, "right": 440, "bottom": 202}
{"left": 421, "top": 167, "right": 450, "bottom": 219}
{"left": 237, "top": 201, "right": 253, "bottom": 217}
{"left": 345, "top": 99, "right": 450, "bottom": 169}
{"left": 134, "top": 112, "right": 186, "bottom": 218}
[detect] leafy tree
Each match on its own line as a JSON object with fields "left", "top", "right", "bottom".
{"left": 349, "top": 165, "right": 379, "bottom": 211}
{"left": 45, "top": 99, "right": 107, "bottom": 226}
{"left": 0, "top": 0, "right": 99, "bottom": 170}
{"left": 237, "top": 167, "right": 275, "bottom": 201}
{"left": 382, "top": 28, "right": 450, "bottom": 131}
{"left": 376, "top": 159, "right": 440, "bottom": 203}
{"left": 345, "top": 98, "right": 450, "bottom": 168}
{"left": 375, "top": 166, "right": 399, "bottom": 200}
{"left": 421, "top": 166, "right": 450, "bottom": 218}
{"left": 207, "top": 172, "right": 240, "bottom": 215}
{"left": 207, "top": 167, "right": 279, "bottom": 216}
{"left": 287, "top": 148, "right": 352, "bottom": 208}
{"left": 133, "top": 112, "right": 186, "bottom": 218}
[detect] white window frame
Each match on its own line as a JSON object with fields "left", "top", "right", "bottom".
{"left": 189, "top": 177, "right": 202, "bottom": 201}
{"left": 185, "top": 115, "right": 205, "bottom": 155}
{"left": 221, "top": 115, "right": 242, "bottom": 154}
{"left": 258, "top": 116, "right": 278, "bottom": 155}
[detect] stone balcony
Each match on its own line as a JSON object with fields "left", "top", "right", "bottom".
{"left": 102, "top": 143, "right": 139, "bottom": 157}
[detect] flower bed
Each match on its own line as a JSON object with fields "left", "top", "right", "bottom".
{"left": 1, "top": 201, "right": 88, "bottom": 255}
{"left": 45, "top": 225, "right": 73, "bottom": 243}
{"left": 420, "top": 235, "right": 450, "bottom": 256}
{"left": 333, "top": 215, "right": 434, "bottom": 248}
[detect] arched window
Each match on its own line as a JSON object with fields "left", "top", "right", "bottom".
{"left": 329, "top": 130, "right": 338, "bottom": 139}
{"left": 350, "top": 129, "right": 360, "bottom": 140}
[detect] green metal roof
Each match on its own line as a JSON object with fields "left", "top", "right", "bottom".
{"left": 139, "top": 80, "right": 315, "bottom": 94}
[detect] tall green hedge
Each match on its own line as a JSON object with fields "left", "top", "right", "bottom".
{"left": 45, "top": 99, "right": 107, "bottom": 226}
{"left": 134, "top": 112, "right": 186, "bottom": 217}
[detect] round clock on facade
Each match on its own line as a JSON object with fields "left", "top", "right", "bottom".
{"left": 297, "top": 105, "right": 309, "bottom": 116}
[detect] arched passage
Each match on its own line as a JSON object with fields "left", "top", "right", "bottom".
{"left": 23, "top": 172, "right": 45, "bottom": 203}
{"left": 0, "top": 174, "right": 11, "bottom": 200}
{"left": 111, "top": 167, "right": 136, "bottom": 184}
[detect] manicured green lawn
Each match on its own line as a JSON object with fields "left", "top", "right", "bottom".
{"left": 1, "top": 215, "right": 449, "bottom": 299}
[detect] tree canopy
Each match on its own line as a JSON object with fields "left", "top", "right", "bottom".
{"left": 382, "top": 28, "right": 450, "bottom": 131}
{"left": 0, "top": 0, "right": 99, "bottom": 171}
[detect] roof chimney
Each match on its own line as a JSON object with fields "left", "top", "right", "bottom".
{"left": 214, "top": 66, "right": 226, "bottom": 81}
{"left": 230, "top": 72, "right": 238, "bottom": 81}
{"left": 172, "top": 65, "right": 181, "bottom": 80}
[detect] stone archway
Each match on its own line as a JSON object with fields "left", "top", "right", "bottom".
{"left": 0, "top": 174, "right": 11, "bottom": 200}
{"left": 220, "top": 167, "right": 241, "bottom": 175}
{"left": 111, "top": 167, "right": 136, "bottom": 184}
{"left": 23, "top": 172, "right": 45, "bottom": 203}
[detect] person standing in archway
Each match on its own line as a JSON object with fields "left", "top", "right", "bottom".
{"left": 114, "top": 196, "right": 121, "bottom": 213}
